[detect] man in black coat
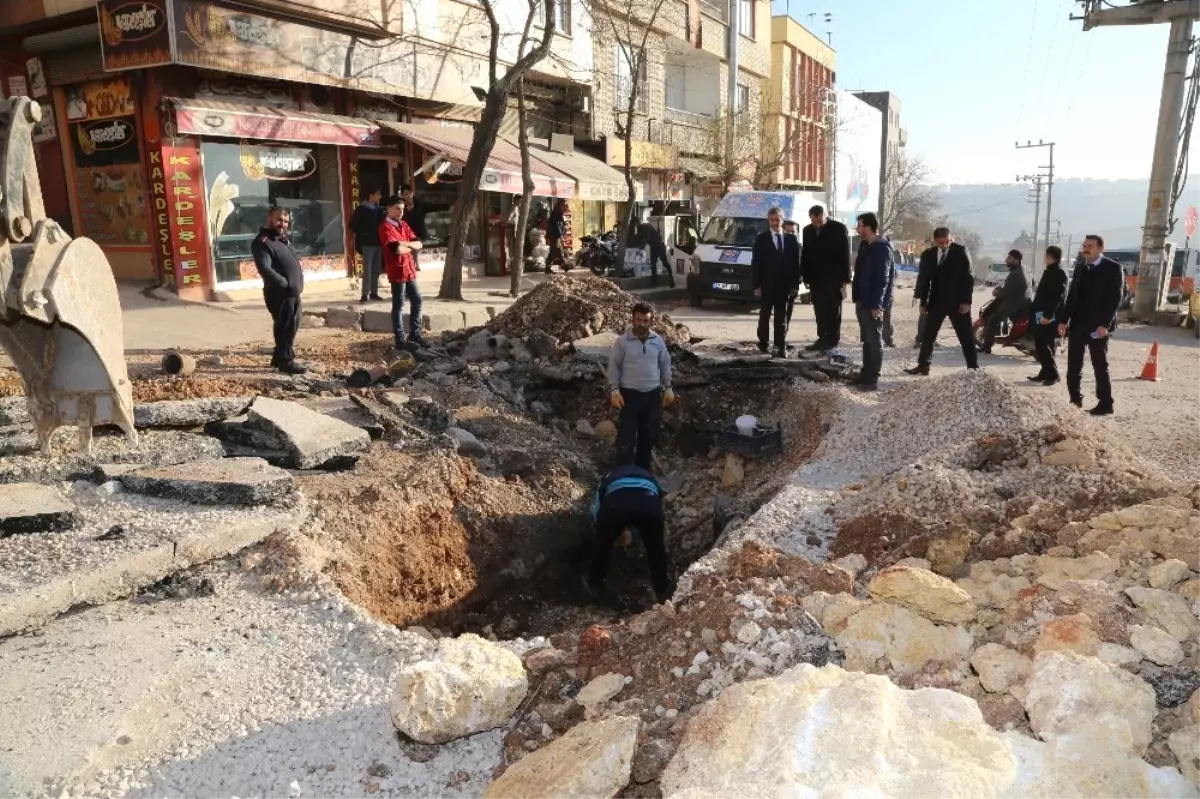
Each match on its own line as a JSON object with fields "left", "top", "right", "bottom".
{"left": 349, "top": 188, "right": 384, "bottom": 302}
{"left": 800, "top": 204, "right": 851, "bottom": 350}
{"left": 400, "top": 184, "right": 428, "bottom": 240}
{"left": 912, "top": 236, "right": 941, "bottom": 346}
{"left": 1030, "top": 245, "right": 1069, "bottom": 385}
{"left": 251, "top": 206, "right": 307, "bottom": 375}
{"left": 980, "top": 250, "right": 1032, "bottom": 353}
{"left": 905, "top": 226, "right": 978, "bottom": 375}
{"left": 635, "top": 220, "right": 674, "bottom": 288}
{"left": 751, "top": 206, "right": 801, "bottom": 357}
{"left": 1058, "top": 234, "right": 1124, "bottom": 415}
{"left": 547, "top": 199, "right": 567, "bottom": 274}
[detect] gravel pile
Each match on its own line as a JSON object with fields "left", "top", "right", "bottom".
{"left": 489, "top": 275, "right": 688, "bottom": 343}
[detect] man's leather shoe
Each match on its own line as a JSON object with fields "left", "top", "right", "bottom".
{"left": 1041, "top": 377, "right": 1060, "bottom": 387}
{"left": 277, "top": 360, "right": 307, "bottom": 375}
{"left": 1028, "top": 373, "right": 1047, "bottom": 382}
{"left": 1069, "top": 397, "right": 1083, "bottom": 408}
{"left": 773, "top": 347, "right": 787, "bottom": 359}
{"left": 756, "top": 342, "right": 769, "bottom": 353}
{"left": 1089, "top": 403, "right": 1114, "bottom": 416}
{"left": 904, "top": 365, "right": 930, "bottom": 376}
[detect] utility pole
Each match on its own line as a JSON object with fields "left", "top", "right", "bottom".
{"left": 1072, "top": 0, "right": 1199, "bottom": 319}
{"left": 1018, "top": 173, "right": 1045, "bottom": 283}
{"left": 725, "top": 0, "right": 739, "bottom": 183}
{"left": 1016, "top": 139, "right": 1056, "bottom": 260}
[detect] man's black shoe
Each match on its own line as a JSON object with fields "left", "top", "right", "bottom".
{"left": 804, "top": 342, "right": 824, "bottom": 351}
{"left": 1028, "top": 373, "right": 1047, "bottom": 382}
{"left": 1042, "top": 377, "right": 1060, "bottom": 387}
{"left": 773, "top": 347, "right": 787, "bottom": 359}
{"left": 904, "top": 364, "right": 930, "bottom": 376}
{"left": 369, "top": 294, "right": 384, "bottom": 301}
{"left": 409, "top": 334, "right": 431, "bottom": 349}
{"left": 277, "top": 360, "right": 307, "bottom": 375}
{"left": 1069, "top": 397, "right": 1083, "bottom": 408}
{"left": 1089, "top": 403, "right": 1114, "bottom": 416}
{"left": 756, "top": 342, "right": 769, "bottom": 353}
{"left": 977, "top": 346, "right": 992, "bottom": 355}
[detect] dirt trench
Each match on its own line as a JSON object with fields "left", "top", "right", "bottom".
{"left": 294, "top": 374, "right": 830, "bottom": 640}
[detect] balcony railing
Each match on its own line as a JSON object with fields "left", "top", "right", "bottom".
{"left": 665, "top": 107, "right": 714, "bottom": 127}
{"left": 699, "top": 0, "right": 727, "bottom": 22}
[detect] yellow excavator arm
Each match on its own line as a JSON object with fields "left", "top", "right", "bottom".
{"left": 0, "top": 97, "right": 137, "bottom": 455}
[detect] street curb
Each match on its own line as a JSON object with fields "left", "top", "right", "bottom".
{"left": 0, "top": 502, "right": 310, "bottom": 637}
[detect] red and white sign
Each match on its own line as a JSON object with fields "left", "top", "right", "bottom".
{"left": 1185, "top": 205, "right": 1197, "bottom": 238}
{"left": 174, "top": 102, "right": 381, "bottom": 147}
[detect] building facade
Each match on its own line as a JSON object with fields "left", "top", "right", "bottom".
{"left": 849, "top": 90, "right": 906, "bottom": 229}
{"left": 0, "top": 0, "right": 611, "bottom": 300}
{"left": 763, "top": 15, "right": 834, "bottom": 193}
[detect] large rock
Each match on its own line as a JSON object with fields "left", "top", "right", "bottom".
{"left": 1117, "top": 502, "right": 1193, "bottom": 530}
{"left": 660, "top": 662, "right": 1195, "bottom": 799}
{"left": 0, "top": 483, "right": 77, "bottom": 536}
{"left": 1033, "top": 614, "right": 1101, "bottom": 657}
{"left": 867, "top": 566, "right": 977, "bottom": 624}
{"left": 576, "top": 672, "right": 626, "bottom": 717}
{"left": 1143, "top": 665, "right": 1200, "bottom": 708}
{"left": 1125, "top": 586, "right": 1200, "bottom": 642}
{"left": 1024, "top": 651, "right": 1157, "bottom": 755}
{"left": 390, "top": 633, "right": 528, "bottom": 744}
{"left": 1034, "top": 553, "right": 1119, "bottom": 590}
{"left": 971, "top": 644, "right": 1032, "bottom": 693}
{"left": 956, "top": 563, "right": 1032, "bottom": 610}
{"left": 246, "top": 396, "right": 369, "bottom": 469}
{"left": 1148, "top": 559, "right": 1192, "bottom": 590}
{"left": 1168, "top": 725, "right": 1200, "bottom": 785}
{"left": 483, "top": 715, "right": 639, "bottom": 799}
{"left": 836, "top": 601, "right": 973, "bottom": 674}
{"left": 1129, "top": 625, "right": 1185, "bottom": 666}
{"left": 119, "top": 458, "right": 293, "bottom": 506}
{"left": 133, "top": 397, "right": 253, "bottom": 428}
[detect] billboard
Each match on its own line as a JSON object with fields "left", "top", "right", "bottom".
{"left": 833, "top": 90, "right": 882, "bottom": 228}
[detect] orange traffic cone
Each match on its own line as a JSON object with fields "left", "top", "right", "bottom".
{"left": 1139, "top": 341, "right": 1160, "bottom": 382}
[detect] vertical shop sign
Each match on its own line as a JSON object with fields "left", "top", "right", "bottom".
{"left": 345, "top": 151, "right": 361, "bottom": 278}
{"left": 156, "top": 136, "right": 211, "bottom": 293}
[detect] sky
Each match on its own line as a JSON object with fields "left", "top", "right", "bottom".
{"left": 769, "top": 0, "right": 1195, "bottom": 185}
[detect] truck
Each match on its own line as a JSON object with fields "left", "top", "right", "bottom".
{"left": 684, "top": 190, "right": 827, "bottom": 307}
{"left": 1106, "top": 244, "right": 1198, "bottom": 309}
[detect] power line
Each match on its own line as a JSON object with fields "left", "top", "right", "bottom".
{"left": 1017, "top": 0, "right": 1045, "bottom": 129}
{"left": 1058, "top": 31, "right": 1094, "bottom": 132}
{"left": 1033, "top": 0, "right": 1067, "bottom": 121}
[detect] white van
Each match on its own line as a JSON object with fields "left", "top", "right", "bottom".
{"left": 685, "top": 190, "right": 826, "bottom": 307}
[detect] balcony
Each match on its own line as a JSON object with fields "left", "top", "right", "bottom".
{"left": 665, "top": 107, "right": 714, "bottom": 127}
{"left": 699, "top": 0, "right": 727, "bottom": 23}
{"left": 898, "top": 127, "right": 908, "bottom": 147}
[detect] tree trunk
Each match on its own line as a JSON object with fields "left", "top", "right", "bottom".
{"left": 614, "top": 66, "right": 639, "bottom": 274}
{"left": 512, "top": 80, "right": 535, "bottom": 297}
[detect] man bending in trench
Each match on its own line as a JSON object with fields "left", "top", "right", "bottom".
{"left": 588, "top": 464, "right": 676, "bottom": 603}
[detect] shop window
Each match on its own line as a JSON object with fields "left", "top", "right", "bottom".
{"left": 201, "top": 140, "right": 344, "bottom": 285}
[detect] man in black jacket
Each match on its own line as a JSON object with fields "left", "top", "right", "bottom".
{"left": 912, "top": 235, "right": 941, "bottom": 346}
{"left": 800, "top": 204, "right": 851, "bottom": 350}
{"left": 400, "top": 184, "right": 428, "bottom": 240}
{"left": 1058, "top": 234, "right": 1124, "bottom": 415}
{"left": 752, "top": 206, "right": 802, "bottom": 357}
{"left": 547, "top": 199, "right": 567, "bottom": 274}
{"left": 905, "top": 226, "right": 978, "bottom": 375}
{"left": 980, "top": 250, "right": 1032, "bottom": 354}
{"left": 635, "top": 220, "right": 674, "bottom": 287}
{"left": 1030, "top": 245, "right": 1069, "bottom": 385}
{"left": 350, "top": 188, "right": 383, "bottom": 302}
{"left": 251, "top": 206, "right": 307, "bottom": 375}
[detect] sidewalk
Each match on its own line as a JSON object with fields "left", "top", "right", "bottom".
{"left": 121, "top": 270, "right": 685, "bottom": 353}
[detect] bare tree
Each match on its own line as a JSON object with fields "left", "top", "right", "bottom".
{"left": 880, "top": 152, "right": 937, "bottom": 240}
{"left": 588, "top": 0, "right": 674, "bottom": 268}
{"left": 511, "top": 79, "right": 535, "bottom": 296}
{"left": 436, "top": 0, "right": 558, "bottom": 300}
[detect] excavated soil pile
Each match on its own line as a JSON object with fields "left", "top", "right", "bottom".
{"left": 489, "top": 275, "right": 689, "bottom": 343}
{"left": 826, "top": 371, "right": 1176, "bottom": 573}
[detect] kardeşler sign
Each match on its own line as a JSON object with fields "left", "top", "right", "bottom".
{"left": 98, "top": 0, "right": 174, "bottom": 70}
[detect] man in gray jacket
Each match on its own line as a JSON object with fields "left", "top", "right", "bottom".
{"left": 608, "top": 303, "right": 675, "bottom": 470}
{"left": 980, "top": 249, "right": 1032, "bottom": 354}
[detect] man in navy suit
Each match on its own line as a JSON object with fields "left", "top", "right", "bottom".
{"left": 751, "top": 206, "right": 801, "bottom": 357}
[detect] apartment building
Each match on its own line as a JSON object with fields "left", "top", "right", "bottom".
{"left": 763, "top": 14, "right": 833, "bottom": 193}
{"left": 0, "top": 0, "right": 611, "bottom": 299}
{"left": 850, "top": 90, "right": 907, "bottom": 227}
{"left": 586, "top": 0, "right": 773, "bottom": 216}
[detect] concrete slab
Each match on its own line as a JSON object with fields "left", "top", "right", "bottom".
{"left": 0, "top": 500, "right": 308, "bottom": 637}
{"left": 424, "top": 312, "right": 462, "bottom": 332}
{"left": 119, "top": 458, "right": 294, "bottom": 506}
{"left": 133, "top": 397, "right": 254, "bottom": 429}
{"left": 0, "top": 431, "right": 227, "bottom": 486}
{"left": 0, "top": 483, "right": 78, "bottom": 536}
{"left": 297, "top": 397, "right": 386, "bottom": 439}
{"left": 572, "top": 331, "right": 620, "bottom": 362}
{"left": 324, "top": 307, "right": 363, "bottom": 329}
{"left": 246, "top": 397, "right": 370, "bottom": 469}
{"left": 462, "top": 306, "right": 492, "bottom": 328}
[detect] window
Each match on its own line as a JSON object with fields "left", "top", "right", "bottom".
{"left": 533, "top": 0, "right": 570, "bottom": 34}
{"left": 738, "top": 0, "right": 754, "bottom": 38}
{"left": 202, "top": 140, "right": 345, "bottom": 284}
{"left": 614, "top": 42, "right": 648, "bottom": 114}
{"left": 735, "top": 82, "right": 749, "bottom": 114}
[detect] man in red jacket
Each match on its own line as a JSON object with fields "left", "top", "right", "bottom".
{"left": 379, "top": 195, "right": 426, "bottom": 351}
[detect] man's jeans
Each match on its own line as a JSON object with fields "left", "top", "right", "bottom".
{"left": 390, "top": 280, "right": 422, "bottom": 347}
{"left": 360, "top": 246, "right": 382, "bottom": 299}
{"left": 856, "top": 305, "right": 884, "bottom": 382}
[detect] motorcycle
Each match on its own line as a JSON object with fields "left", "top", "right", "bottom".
{"left": 577, "top": 230, "right": 630, "bottom": 278}
{"left": 973, "top": 297, "right": 1036, "bottom": 356}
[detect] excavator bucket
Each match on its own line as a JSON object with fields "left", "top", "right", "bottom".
{"left": 0, "top": 97, "right": 136, "bottom": 455}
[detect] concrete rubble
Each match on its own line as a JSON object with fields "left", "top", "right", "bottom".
{"left": 246, "top": 396, "right": 370, "bottom": 469}
{"left": 133, "top": 397, "right": 253, "bottom": 429}
{"left": 0, "top": 482, "right": 78, "bottom": 536}
{"left": 118, "top": 457, "right": 295, "bottom": 506}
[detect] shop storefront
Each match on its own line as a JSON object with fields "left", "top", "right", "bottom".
{"left": 522, "top": 136, "right": 629, "bottom": 244}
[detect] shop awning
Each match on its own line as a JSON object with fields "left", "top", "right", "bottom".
{"left": 376, "top": 121, "right": 574, "bottom": 198}
{"left": 516, "top": 137, "right": 630, "bottom": 202}
{"left": 170, "top": 98, "right": 383, "bottom": 147}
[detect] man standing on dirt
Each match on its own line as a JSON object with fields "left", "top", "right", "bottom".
{"left": 587, "top": 464, "right": 675, "bottom": 603}
{"left": 609, "top": 303, "right": 675, "bottom": 470}
{"left": 800, "top": 204, "right": 852, "bottom": 351}
{"left": 379, "top": 195, "right": 427, "bottom": 351}
{"left": 350, "top": 188, "right": 384, "bottom": 302}
{"left": 751, "top": 207, "right": 801, "bottom": 358}
{"left": 905, "top": 226, "right": 977, "bottom": 375}
{"left": 850, "top": 212, "right": 894, "bottom": 390}
{"left": 1058, "top": 234, "right": 1123, "bottom": 415}
{"left": 251, "top": 206, "right": 307, "bottom": 375}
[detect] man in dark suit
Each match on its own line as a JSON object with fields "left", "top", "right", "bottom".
{"left": 1058, "top": 234, "right": 1124, "bottom": 415}
{"left": 912, "top": 235, "right": 940, "bottom": 346}
{"left": 800, "top": 204, "right": 851, "bottom": 351}
{"left": 752, "top": 206, "right": 801, "bottom": 357}
{"left": 905, "top": 226, "right": 978, "bottom": 375}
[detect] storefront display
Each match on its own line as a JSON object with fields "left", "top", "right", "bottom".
{"left": 68, "top": 100, "right": 151, "bottom": 247}
{"left": 201, "top": 139, "right": 345, "bottom": 285}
